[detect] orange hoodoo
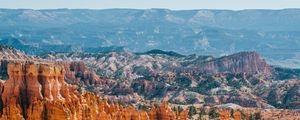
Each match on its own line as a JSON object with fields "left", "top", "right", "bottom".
{"left": 0, "top": 62, "right": 188, "bottom": 120}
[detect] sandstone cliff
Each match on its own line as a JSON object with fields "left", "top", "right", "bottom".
{"left": 196, "top": 52, "right": 272, "bottom": 75}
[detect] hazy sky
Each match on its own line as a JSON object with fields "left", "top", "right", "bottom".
{"left": 0, "top": 0, "right": 299, "bottom": 10}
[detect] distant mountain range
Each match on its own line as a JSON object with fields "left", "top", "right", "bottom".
{"left": 1, "top": 8, "right": 300, "bottom": 67}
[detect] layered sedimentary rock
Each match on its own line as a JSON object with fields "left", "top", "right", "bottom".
{"left": 197, "top": 52, "right": 272, "bottom": 75}
{"left": 58, "top": 61, "right": 114, "bottom": 86}
{"left": 0, "top": 62, "right": 188, "bottom": 120}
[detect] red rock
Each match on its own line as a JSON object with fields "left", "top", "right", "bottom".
{"left": 148, "top": 104, "right": 158, "bottom": 120}
{"left": 0, "top": 62, "right": 186, "bottom": 120}
{"left": 198, "top": 52, "right": 271, "bottom": 75}
{"left": 57, "top": 61, "right": 103, "bottom": 86}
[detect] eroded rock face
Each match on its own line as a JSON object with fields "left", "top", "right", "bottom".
{"left": 196, "top": 52, "right": 272, "bottom": 75}
{"left": 0, "top": 62, "right": 188, "bottom": 120}
{"left": 0, "top": 62, "right": 77, "bottom": 119}
{"left": 58, "top": 61, "right": 112, "bottom": 86}
{"left": 148, "top": 103, "right": 188, "bottom": 120}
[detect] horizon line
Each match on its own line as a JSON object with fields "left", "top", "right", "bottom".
{"left": 0, "top": 7, "right": 300, "bottom": 11}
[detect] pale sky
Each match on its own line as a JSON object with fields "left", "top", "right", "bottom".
{"left": 0, "top": 0, "right": 299, "bottom": 10}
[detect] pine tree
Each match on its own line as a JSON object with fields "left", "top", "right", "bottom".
{"left": 209, "top": 108, "right": 219, "bottom": 119}
{"left": 188, "top": 105, "right": 197, "bottom": 118}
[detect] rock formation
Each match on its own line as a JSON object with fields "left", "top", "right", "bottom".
{"left": 58, "top": 61, "right": 116, "bottom": 87}
{"left": 0, "top": 61, "right": 188, "bottom": 120}
{"left": 45, "top": 51, "right": 277, "bottom": 108}
{"left": 2, "top": 46, "right": 300, "bottom": 119}
{"left": 197, "top": 52, "right": 272, "bottom": 75}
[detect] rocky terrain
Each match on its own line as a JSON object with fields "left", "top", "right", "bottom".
{"left": 0, "top": 45, "right": 299, "bottom": 119}
{"left": 42, "top": 48, "right": 300, "bottom": 111}
{"left": 0, "top": 48, "right": 189, "bottom": 119}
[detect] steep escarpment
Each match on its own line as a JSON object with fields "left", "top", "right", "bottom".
{"left": 0, "top": 61, "right": 188, "bottom": 120}
{"left": 195, "top": 52, "right": 272, "bottom": 75}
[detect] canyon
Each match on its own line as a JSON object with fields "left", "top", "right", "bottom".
{"left": 1, "top": 8, "right": 300, "bottom": 120}
{"left": 0, "top": 45, "right": 300, "bottom": 119}
{"left": 0, "top": 61, "right": 189, "bottom": 120}
{"left": 45, "top": 50, "right": 278, "bottom": 108}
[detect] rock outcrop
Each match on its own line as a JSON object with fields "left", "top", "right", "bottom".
{"left": 0, "top": 61, "right": 188, "bottom": 120}
{"left": 0, "top": 45, "right": 33, "bottom": 60}
{"left": 58, "top": 61, "right": 116, "bottom": 87}
{"left": 197, "top": 52, "right": 272, "bottom": 75}
{"left": 60, "top": 61, "right": 96, "bottom": 83}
